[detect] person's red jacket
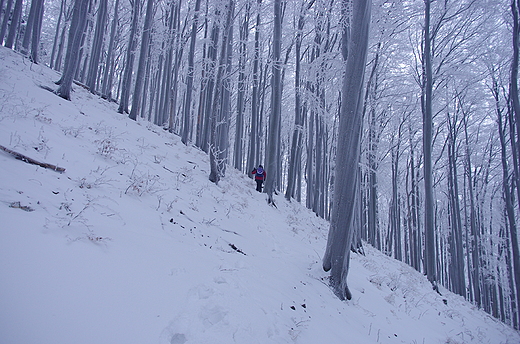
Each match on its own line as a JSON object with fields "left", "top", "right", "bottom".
{"left": 252, "top": 167, "right": 266, "bottom": 181}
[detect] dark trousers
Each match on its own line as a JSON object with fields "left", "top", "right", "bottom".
{"left": 256, "top": 180, "right": 263, "bottom": 192}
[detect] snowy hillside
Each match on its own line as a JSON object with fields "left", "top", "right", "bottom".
{"left": 0, "top": 47, "right": 519, "bottom": 344}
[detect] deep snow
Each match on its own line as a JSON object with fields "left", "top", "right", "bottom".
{"left": 0, "top": 47, "right": 519, "bottom": 344}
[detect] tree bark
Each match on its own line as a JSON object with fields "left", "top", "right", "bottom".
{"left": 118, "top": 0, "right": 141, "bottom": 114}
{"left": 129, "top": 0, "right": 154, "bottom": 120}
{"left": 246, "top": 0, "right": 262, "bottom": 178}
{"left": 182, "top": 0, "right": 202, "bottom": 145}
{"left": 323, "top": 0, "right": 371, "bottom": 301}
{"left": 4, "top": 0, "right": 22, "bottom": 49}
{"left": 56, "top": 0, "right": 89, "bottom": 100}
{"left": 86, "top": 0, "right": 107, "bottom": 93}
{"left": 422, "top": 0, "right": 437, "bottom": 290}
{"left": 101, "top": 0, "right": 119, "bottom": 100}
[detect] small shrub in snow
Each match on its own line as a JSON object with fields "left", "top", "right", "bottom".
{"left": 34, "top": 112, "right": 52, "bottom": 124}
{"left": 95, "top": 137, "right": 117, "bottom": 158}
{"left": 125, "top": 170, "right": 162, "bottom": 196}
{"left": 76, "top": 170, "right": 113, "bottom": 189}
{"left": 62, "top": 126, "right": 84, "bottom": 138}
{"left": 67, "top": 232, "right": 112, "bottom": 245}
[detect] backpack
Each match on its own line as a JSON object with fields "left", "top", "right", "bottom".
{"left": 256, "top": 167, "right": 264, "bottom": 178}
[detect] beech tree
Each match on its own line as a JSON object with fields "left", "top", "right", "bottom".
{"left": 181, "top": 0, "right": 202, "bottom": 145}
{"left": 264, "top": 0, "right": 282, "bottom": 203}
{"left": 209, "top": 0, "right": 234, "bottom": 184}
{"left": 0, "top": 0, "right": 14, "bottom": 44}
{"left": 323, "top": 0, "right": 371, "bottom": 300}
{"left": 56, "top": 0, "right": 89, "bottom": 100}
{"left": 20, "top": 0, "right": 44, "bottom": 62}
{"left": 85, "top": 0, "right": 108, "bottom": 93}
{"left": 118, "top": 0, "right": 141, "bottom": 114}
{"left": 4, "top": 0, "right": 23, "bottom": 49}
{"left": 129, "top": 0, "right": 154, "bottom": 120}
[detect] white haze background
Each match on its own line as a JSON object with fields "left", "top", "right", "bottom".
{"left": 0, "top": 47, "right": 519, "bottom": 343}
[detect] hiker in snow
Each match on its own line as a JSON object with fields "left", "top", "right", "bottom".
{"left": 252, "top": 165, "right": 266, "bottom": 192}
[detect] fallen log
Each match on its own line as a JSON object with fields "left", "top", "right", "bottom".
{"left": 0, "top": 144, "right": 65, "bottom": 172}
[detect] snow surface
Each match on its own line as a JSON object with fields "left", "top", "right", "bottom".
{"left": 0, "top": 47, "right": 518, "bottom": 344}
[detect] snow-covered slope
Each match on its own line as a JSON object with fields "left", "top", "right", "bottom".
{"left": 0, "top": 47, "right": 518, "bottom": 344}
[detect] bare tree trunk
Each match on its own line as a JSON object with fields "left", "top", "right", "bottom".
{"left": 285, "top": 1, "right": 306, "bottom": 201}
{"left": 29, "top": 0, "right": 44, "bottom": 63}
{"left": 323, "top": 0, "right": 371, "bottom": 301}
{"left": 218, "top": 2, "right": 234, "bottom": 175}
{"left": 446, "top": 111, "right": 465, "bottom": 297}
{"left": 202, "top": 9, "right": 220, "bottom": 153}
{"left": 181, "top": 0, "right": 202, "bottom": 145}
{"left": 209, "top": 0, "right": 233, "bottom": 184}
{"left": 264, "top": 0, "right": 282, "bottom": 203}
{"left": 247, "top": 0, "right": 262, "bottom": 177}
{"left": 129, "top": 0, "right": 154, "bottom": 120}
{"left": 195, "top": 13, "right": 209, "bottom": 148}
{"left": 21, "top": 0, "right": 38, "bottom": 55}
{"left": 233, "top": 0, "right": 250, "bottom": 169}
{"left": 422, "top": 0, "right": 437, "bottom": 290}
{"left": 56, "top": 0, "right": 89, "bottom": 100}
{"left": 499, "top": 94, "right": 520, "bottom": 328}
{"left": 85, "top": 0, "right": 107, "bottom": 93}
{"left": 4, "top": 0, "right": 22, "bottom": 49}
{"left": 0, "top": 0, "right": 14, "bottom": 44}
{"left": 101, "top": 0, "right": 119, "bottom": 100}
{"left": 118, "top": 0, "right": 141, "bottom": 114}
{"left": 50, "top": 0, "right": 67, "bottom": 69}
{"left": 54, "top": 21, "right": 68, "bottom": 70}
{"left": 512, "top": 0, "right": 520, "bottom": 195}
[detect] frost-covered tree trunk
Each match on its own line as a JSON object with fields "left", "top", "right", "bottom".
{"left": 20, "top": 0, "right": 44, "bottom": 62}
{"left": 29, "top": 0, "right": 44, "bottom": 63}
{"left": 49, "top": 0, "right": 67, "bottom": 70}
{"left": 509, "top": 1, "right": 520, "bottom": 326}
{"left": 4, "top": 0, "right": 23, "bottom": 49}
{"left": 389, "top": 122, "right": 402, "bottom": 262}
{"left": 217, "top": 2, "right": 234, "bottom": 175}
{"left": 363, "top": 44, "right": 380, "bottom": 249}
{"left": 156, "top": 1, "right": 178, "bottom": 127}
{"left": 246, "top": 0, "right": 261, "bottom": 177}
{"left": 169, "top": 47, "right": 183, "bottom": 132}
{"left": 101, "top": 0, "right": 119, "bottom": 100}
{"left": 140, "top": 44, "right": 152, "bottom": 118}
{"left": 118, "top": 0, "right": 141, "bottom": 114}
{"left": 462, "top": 114, "right": 482, "bottom": 306}
{"left": 322, "top": 0, "right": 371, "bottom": 300}
{"left": 0, "top": 0, "right": 14, "bottom": 44}
{"left": 0, "top": 0, "right": 4, "bottom": 31}
{"left": 181, "top": 0, "right": 202, "bottom": 145}
{"left": 56, "top": 0, "right": 89, "bottom": 100}
{"left": 129, "top": 0, "right": 154, "bottom": 120}
{"left": 498, "top": 83, "right": 520, "bottom": 327}
{"left": 512, "top": 0, "right": 520, "bottom": 196}
{"left": 422, "top": 0, "right": 437, "bottom": 290}
{"left": 20, "top": 0, "right": 38, "bottom": 55}
{"left": 285, "top": 0, "right": 306, "bottom": 201}
{"left": 167, "top": 5, "right": 183, "bottom": 133}
{"left": 201, "top": 11, "right": 220, "bottom": 153}
{"left": 446, "top": 111, "right": 465, "bottom": 297}
{"left": 85, "top": 0, "right": 107, "bottom": 93}
{"left": 195, "top": 13, "right": 209, "bottom": 148}
{"left": 209, "top": 0, "right": 233, "bottom": 184}
{"left": 264, "top": 0, "right": 282, "bottom": 204}
{"left": 233, "top": 0, "right": 250, "bottom": 170}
